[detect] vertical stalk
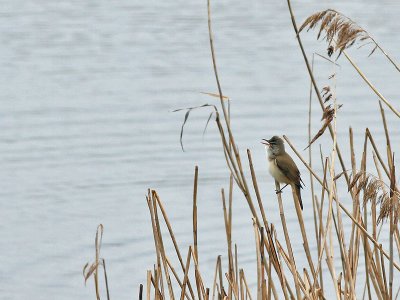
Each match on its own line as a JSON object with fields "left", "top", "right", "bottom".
{"left": 275, "top": 180, "right": 302, "bottom": 299}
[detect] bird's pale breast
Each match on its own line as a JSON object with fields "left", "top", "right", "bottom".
{"left": 268, "top": 159, "right": 291, "bottom": 184}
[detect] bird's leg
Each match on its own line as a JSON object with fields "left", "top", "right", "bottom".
{"left": 275, "top": 184, "right": 288, "bottom": 194}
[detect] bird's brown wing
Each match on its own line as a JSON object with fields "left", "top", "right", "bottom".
{"left": 276, "top": 153, "right": 304, "bottom": 210}
{"left": 275, "top": 153, "right": 303, "bottom": 187}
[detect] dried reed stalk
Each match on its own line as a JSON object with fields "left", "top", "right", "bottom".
{"left": 193, "top": 166, "right": 198, "bottom": 263}
{"left": 275, "top": 180, "right": 302, "bottom": 299}
{"left": 83, "top": 224, "right": 111, "bottom": 300}
{"left": 284, "top": 135, "right": 400, "bottom": 271}
{"left": 286, "top": 0, "right": 352, "bottom": 188}
{"left": 343, "top": 52, "right": 400, "bottom": 118}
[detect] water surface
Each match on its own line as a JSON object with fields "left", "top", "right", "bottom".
{"left": 0, "top": 0, "right": 399, "bottom": 299}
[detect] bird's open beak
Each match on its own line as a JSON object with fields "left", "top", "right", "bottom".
{"left": 261, "top": 139, "right": 270, "bottom": 146}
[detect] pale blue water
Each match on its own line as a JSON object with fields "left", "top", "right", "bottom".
{"left": 0, "top": 0, "right": 399, "bottom": 299}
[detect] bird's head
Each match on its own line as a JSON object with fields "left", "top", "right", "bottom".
{"left": 261, "top": 136, "right": 285, "bottom": 156}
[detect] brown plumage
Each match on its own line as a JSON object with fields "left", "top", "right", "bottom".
{"left": 262, "top": 136, "right": 304, "bottom": 210}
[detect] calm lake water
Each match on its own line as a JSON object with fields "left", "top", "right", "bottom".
{"left": 0, "top": 0, "right": 399, "bottom": 299}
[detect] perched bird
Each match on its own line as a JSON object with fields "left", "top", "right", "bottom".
{"left": 262, "top": 136, "right": 304, "bottom": 210}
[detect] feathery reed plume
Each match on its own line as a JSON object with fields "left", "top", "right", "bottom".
{"left": 299, "top": 9, "right": 373, "bottom": 56}
{"left": 347, "top": 170, "right": 400, "bottom": 224}
{"left": 300, "top": 9, "right": 400, "bottom": 72}
{"left": 379, "top": 196, "right": 400, "bottom": 225}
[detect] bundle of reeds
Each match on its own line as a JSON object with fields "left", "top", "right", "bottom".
{"left": 83, "top": 1, "right": 400, "bottom": 299}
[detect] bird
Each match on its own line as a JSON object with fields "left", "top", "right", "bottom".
{"left": 261, "top": 136, "right": 304, "bottom": 210}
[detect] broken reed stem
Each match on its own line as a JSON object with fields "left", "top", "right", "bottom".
{"left": 252, "top": 219, "right": 262, "bottom": 299}
{"left": 212, "top": 256, "right": 222, "bottom": 300}
{"left": 146, "top": 194, "right": 164, "bottom": 298}
{"left": 275, "top": 239, "right": 312, "bottom": 299}
{"left": 193, "top": 259, "right": 207, "bottom": 300}
{"left": 240, "top": 269, "right": 253, "bottom": 300}
{"left": 221, "top": 188, "right": 234, "bottom": 300}
{"left": 225, "top": 273, "right": 239, "bottom": 300}
{"left": 139, "top": 284, "right": 143, "bottom": 300}
{"left": 152, "top": 192, "right": 175, "bottom": 299}
{"left": 267, "top": 247, "right": 272, "bottom": 300}
{"left": 218, "top": 255, "right": 225, "bottom": 297}
{"left": 180, "top": 247, "right": 193, "bottom": 300}
{"left": 165, "top": 258, "right": 192, "bottom": 300}
{"left": 259, "top": 226, "right": 283, "bottom": 300}
{"left": 154, "top": 194, "right": 196, "bottom": 299}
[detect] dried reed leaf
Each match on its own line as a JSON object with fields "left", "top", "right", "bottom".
{"left": 321, "top": 86, "right": 330, "bottom": 97}
{"left": 83, "top": 261, "right": 101, "bottom": 284}
{"left": 180, "top": 110, "right": 191, "bottom": 151}
{"left": 200, "top": 92, "right": 230, "bottom": 100}
{"left": 203, "top": 112, "right": 214, "bottom": 136}
{"left": 314, "top": 52, "right": 341, "bottom": 66}
{"left": 173, "top": 104, "right": 217, "bottom": 151}
{"left": 333, "top": 171, "right": 344, "bottom": 181}
{"left": 321, "top": 104, "right": 335, "bottom": 121}
{"left": 83, "top": 224, "right": 106, "bottom": 291}
{"left": 324, "top": 94, "right": 332, "bottom": 103}
{"left": 304, "top": 105, "right": 335, "bottom": 150}
{"left": 368, "top": 45, "right": 378, "bottom": 57}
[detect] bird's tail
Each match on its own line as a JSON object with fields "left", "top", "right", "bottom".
{"left": 293, "top": 184, "right": 303, "bottom": 210}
